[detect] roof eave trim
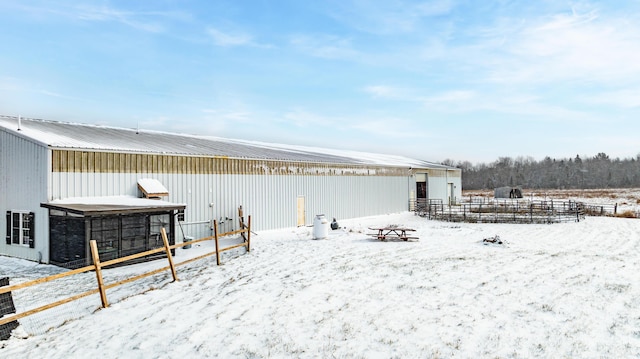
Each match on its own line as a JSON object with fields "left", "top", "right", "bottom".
{"left": 0, "top": 127, "right": 51, "bottom": 148}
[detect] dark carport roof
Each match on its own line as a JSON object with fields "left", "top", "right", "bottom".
{"left": 41, "top": 196, "right": 186, "bottom": 216}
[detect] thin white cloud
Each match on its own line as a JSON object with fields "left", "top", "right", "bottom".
{"left": 137, "top": 116, "right": 172, "bottom": 129}
{"left": 418, "top": 88, "right": 597, "bottom": 123}
{"left": 532, "top": 8, "right": 599, "bottom": 32}
{"left": 583, "top": 89, "right": 640, "bottom": 109}
{"left": 479, "top": 8, "right": 640, "bottom": 86}
{"left": 202, "top": 108, "right": 252, "bottom": 122}
{"left": 327, "top": 0, "right": 455, "bottom": 34}
{"left": 362, "top": 85, "right": 409, "bottom": 99}
{"left": 290, "top": 34, "right": 358, "bottom": 59}
{"left": 0, "top": 76, "right": 22, "bottom": 91}
{"left": 349, "top": 117, "right": 427, "bottom": 139}
{"left": 0, "top": 77, "right": 81, "bottom": 101}
{"left": 423, "top": 90, "right": 476, "bottom": 106}
{"left": 206, "top": 26, "right": 274, "bottom": 48}
{"left": 283, "top": 108, "right": 428, "bottom": 140}
{"left": 282, "top": 109, "right": 335, "bottom": 127}
{"left": 207, "top": 27, "right": 253, "bottom": 47}
{"left": 11, "top": 3, "right": 173, "bottom": 33}
{"left": 38, "top": 89, "right": 79, "bottom": 100}
{"left": 75, "top": 5, "right": 164, "bottom": 32}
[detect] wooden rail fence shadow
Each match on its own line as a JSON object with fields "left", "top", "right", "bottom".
{"left": 0, "top": 216, "right": 251, "bottom": 329}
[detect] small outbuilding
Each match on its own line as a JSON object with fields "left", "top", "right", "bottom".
{"left": 41, "top": 196, "right": 184, "bottom": 267}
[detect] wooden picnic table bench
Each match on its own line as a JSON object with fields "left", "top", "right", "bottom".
{"left": 368, "top": 227, "right": 418, "bottom": 241}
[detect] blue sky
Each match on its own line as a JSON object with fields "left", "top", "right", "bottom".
{"left": 1, "top": 1, "right": 639, "bottom": 164}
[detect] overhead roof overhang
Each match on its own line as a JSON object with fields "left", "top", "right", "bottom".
{"left": 41, "top": 196, "right": 186, "bottom": 216}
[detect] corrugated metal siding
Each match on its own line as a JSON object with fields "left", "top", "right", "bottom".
{"left": 49, "top": 149, "right": 460, "bottom": 237}
{"left": 49, "top": 149, "right": 415, "bottom": 239}
{"left": 51, "top": 150, "right": 409, "bottom": 176}
{"left": 51, "top": 171, "right": 409, "bottom": 239}
{"left": 427, "top": 169, "right": 462, "bottom": 204}
{"left": 0, "top": 130, "right": 49, "bottom": 262}
{"left": 428, "top": 175, "right": 449, "bottom": 203}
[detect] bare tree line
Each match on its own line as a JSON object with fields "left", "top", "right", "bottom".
{"left": 443, "top": 153, "right": 640, "bottom": 190}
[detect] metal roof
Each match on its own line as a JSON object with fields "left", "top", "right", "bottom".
{"left": 0, "top": 115, "right": 456, "bottom": 170}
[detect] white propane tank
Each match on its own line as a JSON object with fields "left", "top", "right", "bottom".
{"left": 312, "top": 214, "right": 329, "bottom": 239}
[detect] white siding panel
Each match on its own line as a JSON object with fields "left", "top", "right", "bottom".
{"left": 50, "top": 172, "right": 410, "bottom": 240}
{"left": 427, "top": 170, "right": 462, "bottom": 204}
{"left": 0, "top": 131, "right": 49, "bottom": 262}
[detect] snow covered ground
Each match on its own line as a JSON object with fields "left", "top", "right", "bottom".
{"left": 2, "top": 195, "right": 640, "bottom": 358}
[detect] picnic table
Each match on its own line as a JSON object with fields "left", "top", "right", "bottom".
{"left": 368, "top": 227, "right": 418, "bottom": 241}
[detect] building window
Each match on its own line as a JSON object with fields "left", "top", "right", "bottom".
{"left": 5, "top": 211, "right": 35, "bottom": 248}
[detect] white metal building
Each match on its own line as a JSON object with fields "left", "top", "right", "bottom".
{"left": 0, "top": 116, "right": 462, "bottom": 266}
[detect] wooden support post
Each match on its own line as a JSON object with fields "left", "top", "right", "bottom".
{"left": 238, "top": 205, "right": 247, "bottom": 242}
{"left": 214, "top": 220, "right": 221, "bottom": 265}
{"left": 160, "top": 228, "right": 178, "bottom": 282}
{"left": 89, "top": 240, "right": 109, "bottom": 308}
{"left": 246, "top": 215, "right": 252, "bottom": 252}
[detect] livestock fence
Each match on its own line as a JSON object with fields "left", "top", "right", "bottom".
{"left": 413, "top": 198, "right": 586, "bottom": 223}
{"left": 464, "top": 195, "right": 625, "bottom": 217}
{"left": 0, "top": 216, "right": 251, "bottom": 339}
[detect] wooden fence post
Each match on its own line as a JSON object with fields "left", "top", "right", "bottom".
{"left": 246, "top": 215, "right": 251, "bottom": 252}
{"left": 160, "top": 228, "right": 178, "bottom": 282}
{"left": 214, "top": 220, "right": 221, "bottom": 265}
{"left": 89, "top": 240, "right": 109, "bottom": 308}
{"left": 238, "top": 206, "right": 247, "bottom": 242}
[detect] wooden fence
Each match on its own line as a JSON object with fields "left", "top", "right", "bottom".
{"left": 0, "top": 216, "right": 251, "bottom": 329}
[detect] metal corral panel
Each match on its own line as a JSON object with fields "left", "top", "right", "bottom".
{"left": 0, "top": 130, "right": 49, "bottom": 262}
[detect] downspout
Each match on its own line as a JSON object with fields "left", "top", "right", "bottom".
{"left": 446, "top": 169, "right": 449, "bottom": 205}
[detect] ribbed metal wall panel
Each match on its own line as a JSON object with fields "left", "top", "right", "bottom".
{"left": 46, "top": 150, "right": 460, "bottom": 258}
{"left": 50, "top": 171, "right": 410, "bottom": 240}
{"left": 427, "top": 169, "right": 462, "bottom": 204}
{"left": 0, "top": 131, "right": 49, "bottom": 262}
